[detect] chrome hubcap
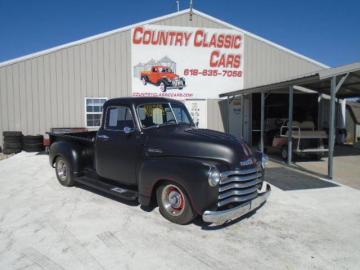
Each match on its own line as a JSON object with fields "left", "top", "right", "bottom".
{"left": 160, "top": 83, "right": 165, "bottom": 91}
{"left": 161, "top": 185, "right": 185, "bottom": 216}
{"left": 56, "top": 159, "right": 67, "bottom": 181}
{"left": 142, "top": 78, "right": 146, "bottom": 85}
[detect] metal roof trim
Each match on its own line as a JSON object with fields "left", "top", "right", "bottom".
{"left": 319, "top": 62, "right": 360, "bottom": 79}
{"left": 219, "top": 74, "right": 320, "bottom": 97}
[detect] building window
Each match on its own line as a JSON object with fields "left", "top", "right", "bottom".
{"left": 85, "top": 98, "right": 107, "bottom": 128}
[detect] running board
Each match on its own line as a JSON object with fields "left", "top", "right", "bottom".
{"left": 75, "top": 176, "right": 138, "bottom": 201}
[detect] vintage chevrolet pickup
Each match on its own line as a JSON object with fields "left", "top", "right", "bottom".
{"left": 49, "top": 97, "right": 270, "bottom": 225}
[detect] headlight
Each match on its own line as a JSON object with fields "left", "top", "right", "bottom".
{"left": 261, "top": 154, "right": 269, "bottom": 169}
{"left": 208, "top": 167, "right": 221, "bottom": 187}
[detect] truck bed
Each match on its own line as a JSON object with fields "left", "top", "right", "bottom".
{"left": 48, "top": 131, "right": 97, "bottom": 144}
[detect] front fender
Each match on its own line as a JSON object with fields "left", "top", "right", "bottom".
{"left": 138, "top": 157, "right": 219, "bottom": 215}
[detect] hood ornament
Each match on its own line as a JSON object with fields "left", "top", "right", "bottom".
{"left": 147, "top": 148, "right": 163, "bottom": 154}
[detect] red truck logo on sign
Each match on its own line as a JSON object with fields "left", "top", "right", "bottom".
{"left": 140, "top": 66, "right": 186, "bottom": 92}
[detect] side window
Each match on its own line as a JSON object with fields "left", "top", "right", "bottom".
{"left": 106, "top": 106, "right": 134, "bottom": 131}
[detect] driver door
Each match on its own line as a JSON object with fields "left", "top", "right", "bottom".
{"left": 96, "top": 105, "right": 141, "bottom": 186}
{"left": 151, "top": 67, "right": 160, "bottom": 84}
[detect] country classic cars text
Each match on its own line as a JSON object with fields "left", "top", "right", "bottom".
{"left": 132, "top": 26, "right": 242, "bottom": 68}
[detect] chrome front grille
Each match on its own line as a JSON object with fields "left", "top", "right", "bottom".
{"left": 218, "top": 167, "right": 262, "bottom": 208}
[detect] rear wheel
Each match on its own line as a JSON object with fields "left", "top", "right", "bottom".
{"left": 55, "top": 156, "right": 74, "bottom": 187}
{"left": 156, "top": 182, "right": 196, "bottom": 225}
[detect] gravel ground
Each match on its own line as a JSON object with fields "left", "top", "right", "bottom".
{"left": 0, "top": 152, "right": 359, "bottom": 270}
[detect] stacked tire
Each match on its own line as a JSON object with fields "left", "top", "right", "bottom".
{"left": 23, "top": 135, "right": 44, "bottom": 152}
{"left": 3, "top": 131, "right": 23, "bottom": 154}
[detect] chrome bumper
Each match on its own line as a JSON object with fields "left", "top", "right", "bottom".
{"left": 202, "top": 182, "right": 271, "bottom": 225}
{"left": 167, "top": 79, "right": 185, "bottom": 89}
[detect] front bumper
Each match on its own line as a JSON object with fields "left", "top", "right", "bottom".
{"left": 202, "top": 182, "right": 271, "bottom": 225}
{"left": 167, "top": 79, "right": 185, "bottom": 89}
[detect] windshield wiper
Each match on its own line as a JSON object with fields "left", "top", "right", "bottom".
{"left": 158, "top": 119, "right": 177, "bottom": 127}
{"left": 158, "top": 122, "right": 177, "bottom": 127}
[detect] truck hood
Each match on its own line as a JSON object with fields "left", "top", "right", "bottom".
{"left": 144, "top": 126, "right": 255, "bottom": 168}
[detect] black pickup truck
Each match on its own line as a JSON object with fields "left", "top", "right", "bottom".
{"left": 49, "top": 97, "right": 270, "bottom": 225}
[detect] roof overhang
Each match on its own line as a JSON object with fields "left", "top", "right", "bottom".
{"left": 220, "top": 62, "right": 360, "bottom": 99}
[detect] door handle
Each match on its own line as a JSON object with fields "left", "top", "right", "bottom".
{"left": 97, "top": 134, "right": 109, "bottom": 140}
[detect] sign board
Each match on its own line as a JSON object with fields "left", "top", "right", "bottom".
{"left": 131, "top": 25, "right": 244, "bottom": 99}
{"left": 184, "top": 100, "right": 207, "bottom": 128}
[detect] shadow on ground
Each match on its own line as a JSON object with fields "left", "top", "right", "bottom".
{"left": 265, "top": 166, "right": 338, "bottom": 191}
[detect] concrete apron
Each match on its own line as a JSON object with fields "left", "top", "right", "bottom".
{"left": 0, "top": 152, "right": 359, "bottom": 270}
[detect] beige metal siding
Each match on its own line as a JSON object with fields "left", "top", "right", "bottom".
{"left": 207, "top": 99, "right": 228, "bottom": 132}
{"left": 0, "top": 31, "right": 132, "bottom": 146}
{"left": 243, "top": 34, "right": 324, "bottom": 88}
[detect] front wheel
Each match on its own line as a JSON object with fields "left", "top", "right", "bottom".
{"left": 159, "top": 81, "right": 167, "bottom": 92}
{"left": 55, "top": 156, "right": 74, "bottom": 187}
{"left": 156, "top": 182, "right": 196, "bottom": 224}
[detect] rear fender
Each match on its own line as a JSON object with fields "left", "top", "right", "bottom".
{"left": 49, "top": 141, "right": 89, "bottom": 176}
{"left": 138, "top": 158, "right": 219, "bottom": 215}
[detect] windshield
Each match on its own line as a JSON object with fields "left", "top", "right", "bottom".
{"left": 137, "top": 103, "right": 193, "bottom": 128}
{"left": 171, "top": 103, "right": 193, "bottom": 125}
{"left": 161, "top": 67, "right": 172, "bottom": 73}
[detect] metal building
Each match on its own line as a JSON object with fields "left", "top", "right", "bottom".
{"left": 0, "top": 9, "right": 327, "bottom": 146}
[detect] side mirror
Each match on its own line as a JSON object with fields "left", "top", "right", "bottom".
{"left": 123, "top": 126, "right": 134, "bottom": 134}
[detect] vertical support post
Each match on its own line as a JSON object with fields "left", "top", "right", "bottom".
{"left": 260, "top": 91, "right": 265, "bottom": 153}
{"left": 328, "top": 76, "right": 336, "bottom": 179}
{"left": 227, "top": 96, "right": 230, "bottom": 133}
{"left": 288, "top": 86, "right": 294, "bottom": 164}
{"left": 240, "top": 95, "right": 244, "bottom": 139}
